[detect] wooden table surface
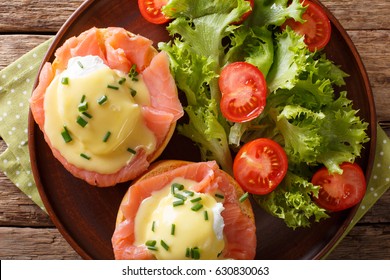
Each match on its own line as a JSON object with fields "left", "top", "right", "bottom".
{"left": 0, "top": 0, "right": 389, "bottom": 260}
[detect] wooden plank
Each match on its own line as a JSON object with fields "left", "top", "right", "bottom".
{"left": 0, "top": 0, "right": 84, "bottom": 33}
{"left": 0, "top": 1, "right": 389, "bottom": 33}
{"left": 360, "top": 190, "right": 390, "bottom": 224}
{"left": 0, "top": 35, "right": 51, "bottom": 69}
{"left": 328, "top": 224, "right": 390, "bottom": 259}
{"left": 0, "top": 227, "right": 81, "bottom": 260}
{"left": 321, "top": 0, "right": 390, "bottom": 30}
{"left": 0, "top": 173, "right": 53, "bottom": 227}
{"left": 0, "top": 223, "right": 388, "bottom": 259}
{"left": 347, "top": 30, "right": 390, "bottom": 122}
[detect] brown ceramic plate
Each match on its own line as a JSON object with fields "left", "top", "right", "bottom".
{"left": 28, "top": 0, "right": 376, "bottom": 260}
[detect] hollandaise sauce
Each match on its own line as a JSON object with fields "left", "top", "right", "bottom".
{"left": 134, "top": 178, "right": 226, "bottom": 260}
{"left": 44, "top": 55, "right": 156, "bottom": 174}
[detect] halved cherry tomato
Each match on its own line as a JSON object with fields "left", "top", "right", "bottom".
{"left": 282, "top": 0, "right": 331, "bottom": 51}
{"left": 311, "top": 162, "right": 366, "bottom": 212}
{"left": 233, "top": 0, "right": 255, "bottom": 25}
{"left": 233, "top": 138, "right": 288, "bottom": 195}
{"left": 138, "top": 0, "right": 170, "bottom": 25}
{"left": 219, "top": 62, "right": 267, "bottom": 123}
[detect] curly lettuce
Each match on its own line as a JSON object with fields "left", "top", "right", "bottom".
{"left": 239, "top": 27, "right": 369, "bottom": 228}
{"left": 255, "top": 172, "right": 329, "bottom": 229}
{"left": 159, "top": 0, "right": 369, "bottom": 229}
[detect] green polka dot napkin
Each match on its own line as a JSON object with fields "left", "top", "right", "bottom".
{"left": 0, "top": 38, "right": 53, "bottom": 211}
{"left": 0, "top": 39, "right": 389, "bottom": 255}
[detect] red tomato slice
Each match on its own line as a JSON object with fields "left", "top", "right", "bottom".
{"left": 219, "top": 62, "right": 267, "bottom": 123}
{"left": 233, "top": 0, "right": 255, "bottom": 25}
{"left": 138, "top": 0, "right": 170, "bottom": 24}
{"left": 282, "top": 0, "right": 331, "bottom": 51}
{"left": 233, "top": 138, "right": 288, "bottom": 195}
{"left": 311, "top": 163, "right": 367, "bottom": 212}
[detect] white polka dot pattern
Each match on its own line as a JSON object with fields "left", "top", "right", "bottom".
{"left": 0, "top": 38, "right": 54, "bottom": 211}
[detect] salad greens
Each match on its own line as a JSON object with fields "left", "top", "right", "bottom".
{"left": 159, "top": 0, "right": 369, "bottom": 229}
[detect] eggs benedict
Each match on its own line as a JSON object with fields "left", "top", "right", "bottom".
{"left": 112, "top": 160, "right": 257, "bottom": 260}
{"left": 30, "top": 27, "right": 183, "bottom": 186}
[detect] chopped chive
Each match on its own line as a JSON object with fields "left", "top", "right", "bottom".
{"left": 173, "top": 200, "right": 184, "bottom": 207}
{"left": 173, "top": 193, "right": 187, "bottom": 201}
{"left": 204, "top": 210, "right": 209, "bottom": 221}
{"left": 118, "top": 77, "right": 126, "bottom": 85}
{"left": 61, "top": 126, "right": 72, "bottom": 143}
{"left": 171, "top": 224, "right": 175, "bottom": 235}
{"left": 130, "top": 88, "right": 137, "bottom": 97}
{"left": 80, "top": 95, "right": 86, "bottom": 103}
{"left": 127, "top": 147, "right": 136, "bottom": 154}
{"left": 128, "top": 64, "right": 139, "bottom": 81}
{"left": 185, "top": 248, "right": 190, "bottom": 258}
{"left": 78, "top": 101, "right": 88, "bottom": 112}
{"left": 77, "top": 61, "right": 84, "bottom": 69}
{"left": 76, "top": 116, "right": 88, "bottom": 127}
{"left": 82, "top": 111, "right": 93, "bottom": 119}
{"left": 147, "top": 246, "right": 158, "bottom": 251}
{"left": 215, "top": 193, "right": 225, "bottom": 199}
{"left": 61, "top": 77, "right": 69, "bottom": 85}
{"left": 190, "top": 197, "right": 202, "bottom": 203}
{"left": 107, "top": 84, "right": 119, "bottom": 90}
{"left": 183, "top": 190, "right": 194, "bottom": 197}
{"left": 145, "top": 240, "right": 156, "bottom": 247}
{"left": 151, "top": 221, "right": 155, "bottom": 232}
{"left": 239, "top": 192, "right": 249, "bottom": 203}
{"left": 191, "top": 203, "right": 203, "bottom": 212}
{"left": 102, "top": 131, "right": 111, "bottom": 142}
{"left": 80, "top": 153, "right": 91, "bottom": 160}
{"left": 217, "top": 251, "right": 223, "bottom": 258}
{"left": 172, "top": 183, "right": 184, "bottom": 191}
{"left": 160, "top": 240, "right": 170, "bottom": 251}
{"left": 97, "top": 95, "right": 107, "bottom": 105}
{"left": 191, "top": 247, "right": 200, "bottom": 260}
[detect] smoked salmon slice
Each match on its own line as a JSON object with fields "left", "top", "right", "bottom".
{"left": 30, "top": 27, "right": 183, "bottom": 186}
{"left": 112, "top": 160, "right": 257, "bottom": 260}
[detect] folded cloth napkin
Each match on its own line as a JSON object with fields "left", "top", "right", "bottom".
{"left": 0, "top": 39, "right": 389, "bottom": 255}
{"left": 0, "top": 38, "right": 52, "bottom": 211}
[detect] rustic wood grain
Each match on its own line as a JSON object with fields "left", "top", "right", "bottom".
{"left": 0, "top": 0, "right": 84, "bottom": 33}
{"left": 0, "top": 172, "right": 53, "bottom": 227}
{"left": 347, "top": 30, "right": 390, "bottom": 122}
{"left": 0, "top": 0, "right": 389, "bottom": 33}
{"left": 328, "top": 225, "right": 390, "bottom": 259}
{"left": 0, "top": 0, "right": 389, "bottom": 260}
{"left": 321, "top": 0, "right": 390, "bottom": 30}
{"left": 0, "top": 35, "right": 51, "bottom": 69}
{"left": 0, "top": 227, "right": 81, "bottom": 260}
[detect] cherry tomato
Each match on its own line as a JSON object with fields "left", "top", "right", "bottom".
{"left": 138, "top": 0, "right": 170, "bottom": 25}
{"left": 282, "top": 0, "right": 331, "bottom": 51}
{"left": 233, "top": 138, "right": 288, "bottom": 195}
{"left": 219, "top": 62, "right": 267, "bottom": 123}
{"left": 311, "top": 163, "right": 366, "bottom": 212}
{"left": 233, "top": 0, "right": 255, "bottom": 25}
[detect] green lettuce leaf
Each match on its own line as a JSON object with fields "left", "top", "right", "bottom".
{"left": 224, "top": 25, "right": 274, "bottom": 77}
{"left": 254, "top": 172, "right": 329, "bottom": 229}
{"left": 266, "top": 27, "right": 308, "bottom": 92}
{"left": 247, "top": 0, "right": 306, "bottom": 27}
